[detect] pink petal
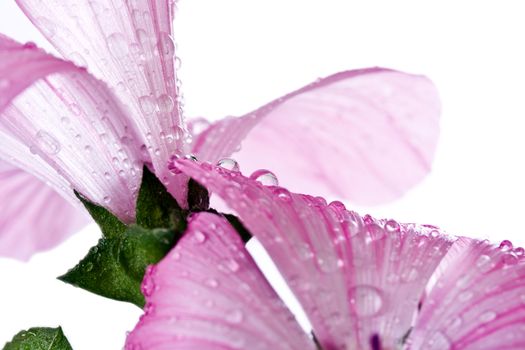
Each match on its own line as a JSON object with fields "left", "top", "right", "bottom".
{"left": 409, "top": 238, "right": 525, "bottom": 349}
{"left": 0, "top": 161, "right": 89, "bottom": 260}
{"left": 174, "top": 159, "right": 455, "bottom": 349}
{"left": 192, "top": 68, "right": 440, "bottom": 205}
{"left": 16, "top": 0, "right": 188, "bottom": 204}
{"left": 0, "top": 36, "right": 143, "bottom": 222}
{"left": 126, "top": 212, "right": 315, "bottom": 350}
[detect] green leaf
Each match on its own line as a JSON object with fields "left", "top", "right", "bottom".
{"left": 136, "top": 166, "right": 184, "bottom": 230}
{"left": 187, "top": 178, "right": 210, "bottom": 211}
{"left": 58, "top": 225, "right": 180, "bottom": 307}
{"left": 74, "top": 191, "right": 126, "bottom": 239}
{"left": 3, "top": 327, "right": 72, "bottom": 350}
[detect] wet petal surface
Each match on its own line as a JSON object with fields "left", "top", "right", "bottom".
{"left": 16, "top": 0, "right": 188, "bottom": 204}
{"left": 409, "top": 238, "right": 525, "bottom": 349}
{"left": 126, "top": 212, "right": 315, "bottom": 350}
{"left": 175, "top": 160, "right": 454, "bottom": 349}
{"left": 0, "top": 36, "right": 143, "bottom": 222}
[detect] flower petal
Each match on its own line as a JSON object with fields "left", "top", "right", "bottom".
{"left": 126, "top": 212, "right": 315, "bottom": 350}
{"left": 0, "top": 36, "right": 143, "bottom": 222}
{"left": 174, "top": 159, "right": 454, "bottom": 349}
{"left": 409, "top": 238, "right": 525, "bottom": 349}
{"left": 16, "top": 0, "right": 188, "bottom": 204}
{"left": 192, "top": 68, "right": 440, "bottom": 205}
{"left": 0, "top": 161, "right": 89, "bottom": 260}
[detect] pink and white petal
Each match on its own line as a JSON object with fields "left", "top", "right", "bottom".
{"left": 192, "top": 68, "right": 440, "bottom": 205}
{"left": 16, "top": 0, "right": 189, "bottom": 205}
{"left": 0, "top": 161, "right": 89, "bottom": 260}
{"left": 409, "top": 238, "right": 525, "bottom": 349}
{"left": 0, "top": 36, "right": 143, "bottom": 222}
{"left": 173, "top": 159, "right": 455, "bottom": 349}
{"left": 126, "top": 212, "right": 315, "bottom": 350}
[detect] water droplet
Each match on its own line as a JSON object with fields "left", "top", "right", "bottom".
{"left": 225, "top": 309, "right": 243, "bottom": 323}
{"left": 35, "top": 17, "right": 57, "bottom": 37}
{"left": 193, "top": 231, "right": 207, "bottom": 244}
{"left": 500, "top": 240, "right": 513, "bottom": 252}
{"left": 273, "top": 187, "right": 292, "bottom": 202}
{"left": 118, "top": 170, "right": 126, "bottom": 177}
{"left": 84, "top": 145, "right": 92, "bottom": 153}
{"left": 157, "top": 32, "right": 175, "bottom": 57}
{"left": 479, "top": 311, "right": 497, "bottom": 323}
{"left": 294, "top": 243, "right": 314, "bottom": 260}
{"left": 218, "top": 258, "right": 240, "bottom": 273}
{"left": 317, "top": 252, "right": 340, "bottom": 273}
{"left": 250, "top": 169, "right": 278, "bottom": 186}
{"left": 427, "top": 331, "right": 450, "bottom": 349}
{"left": 139, "top": 95, "right": 156, "bottom": 115}
{"left": 329, "top": 200, "right": 346, "bottom": 211}
{"left": 35, "top": 130, "right": 61, "bottom": 155}
{"left": 157, "top": 94, "right": 174, "bottom": 113}
{"left": 514, "top": 247, "right": 525, "bottom": 256}
{"left": 217, "top": 158, "right": 239, "bottom": 171}
{"left": 60, "top": 117, "right": 70, "bottom": 125}
{"left": 23, "top": 41, "right": 37, "bottom": 49}
{"left": 385, "top": 219, "right": 400, "bottom": 233}
{"left": 204, "top": 278, "right": 219, "bottom": 288}
{"left": 401, "top": 267, "right": 419, "bottom": 282}
{"left": 348, "top": 285, "right": 384, "bottom": 317}
{"left": 84, "top": 262, "right": 94, "bottom": 272}
{"left": 458, "top": 291, "right": 473, "bottom": 302}
{"left": 69, "top": 103, "right": 82, "bottom": 116}
{"left": 476, "top": 254, "right": 493, "bottom": 273}
{"left": 107, "top": 32, "right": 129, "bottom": 58}
{"left": 103, "top": 196, "right": 111, "bottom": 204}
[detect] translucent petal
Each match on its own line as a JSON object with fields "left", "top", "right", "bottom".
{"left": 174, "top": 159, "right": 455, "bottom": 349}
{"left": 0, "top": 161, "right": 89, "bottom": 260}
{"left": 126, "top": 212, "right": 315, "bottom": 350}
{"left": 16, "top": 0, "right": 188, "bottom": 204}
{"left": 409, "top": 238, "right": 525, "bottom": 349}
{"left": 192, "top": 69, "right": 440, "bottom": 205}
{"left": 0, "top": 36, "right": 143, "bottom": 222}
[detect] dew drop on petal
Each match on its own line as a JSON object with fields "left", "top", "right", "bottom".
{"left": 250, "top": 169, "right": 278, "bottom": 186}
{"left": 107, "top": 32, "right": 129, "bottom": 58}
{"left": 479, "top": 311, "right": 497, "bottom": 323}
{"left": 103, "top": 196, "right": 111, "bottom": 204}
{"left": 193, "top": 231, "right": 207, "bottom": 244}
{"left": 157, "top": 32, "right": 175, "bottom": 57}
{"left": 217, "top": 158, "right": 239, "bottom": 171}
{"left": 204, "top": 278, "right": 219, "bottom": 288}
{"left": 273, "top": 187, "right": 292, "bottom": 202}
{"left": 189, "top": 117, "right": 210, "bottom": 136}
{"left": 499, "top": 240, "right": 513, "bottom": 252}
{"left": 139, "top": 95, "right": 156, "bottom": 115}
{"left": 427, "top": 331, "right": 451, "bottom": 349}
{"left": 225, "top": 309, "right": 243, "bottom": 323}
{"left": 385, "top": 219, "right": 400, "bottom": 233}
{"left": 35, "top": 130, "right": 61, "bottom": 155}
{"left": 348, "top": 285, "right": 384, "bottom": 317}
{"left": 157, "top": 94, "right": 174, "bottom": 113}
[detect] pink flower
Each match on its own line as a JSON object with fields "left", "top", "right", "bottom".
{"left": 0, "top": 0, "right": 440, "bottom": 260}
{"left": 126, "top": 159, "right": 525, "bottom": 350}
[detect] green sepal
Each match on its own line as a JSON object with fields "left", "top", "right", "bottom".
{"left": 187, "top": 178, "right": 210, "bottom": 211}
{"left": 58, "top": 225, "right": 180, "bottom": 308}
{"left": 3, "top": 327, "right": 72, "bottom": 350}
{"left": 224, "top": 213, "right": 252, "bottom": 243}
{"left": 74, "top": 191, "right": 126, "bottom": 239}
{"left": 136, "top": 166, "right": 185, "bottom": 230}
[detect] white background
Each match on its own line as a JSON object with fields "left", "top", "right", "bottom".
{"left": 1, "top": 0, "right": 525, "bottom": 349}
